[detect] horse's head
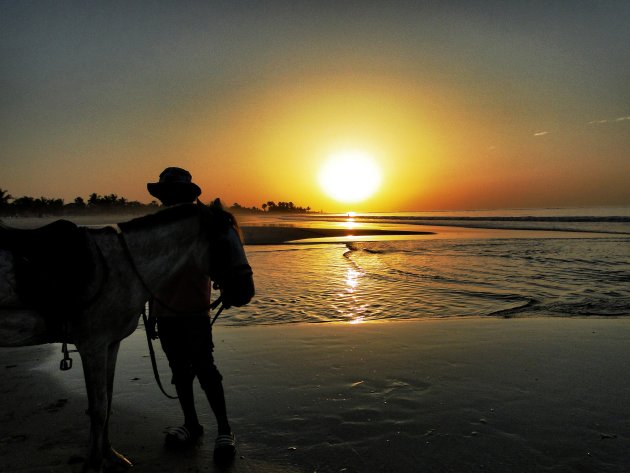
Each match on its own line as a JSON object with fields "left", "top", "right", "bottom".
{"left": 199, "top": 200, "right": 254, "bottom": 308}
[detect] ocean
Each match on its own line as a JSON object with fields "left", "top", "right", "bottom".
{"left": 224, "top": 207, "right": 630, "bottom": 325}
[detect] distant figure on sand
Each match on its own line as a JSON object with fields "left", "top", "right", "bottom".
{"left": 146, "top": 167, "right": 237, "bottom": 463}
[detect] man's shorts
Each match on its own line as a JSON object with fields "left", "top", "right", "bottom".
{"left": 156, "top": 315, "right": 216, "bottom": 385}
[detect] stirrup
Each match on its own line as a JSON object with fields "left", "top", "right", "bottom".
{"left": 60, "top": 342, "right": 76, "bottom": 371}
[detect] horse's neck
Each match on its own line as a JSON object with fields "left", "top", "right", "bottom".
{"left": 121, "top": 219, "right": 201, "bottom": 292}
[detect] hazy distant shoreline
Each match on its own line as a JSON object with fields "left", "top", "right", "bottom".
{"left": 0, "top": 214, "right": 435, "bottom": 244}
{"left": 4, "top": 203, "right": 629, "bottom": 244}
{"left": 5, "top": 208, "right": 630, "bottom": 242}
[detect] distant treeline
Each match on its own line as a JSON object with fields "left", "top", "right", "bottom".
{"left": 0, "top": 188, "right": 312, "bottom": 217}
{"left": 0, "top": 189, "right": 157, "bottom": 217}
{"left": 237, "top": 201, "right": 311, "bottom": 214}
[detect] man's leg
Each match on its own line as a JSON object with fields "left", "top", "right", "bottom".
{"left": 190, "top": 319, "right": 231, "bottom": 435}
{"left": 158, "top": 317, "right": 203, "bottom": 445}
{"left": 189, "top": 317, "right": 236, "bottom": 461}
{"left": 199, "top": 366, "right": 231, "bottom": 435}
{"left": 162, "top": 370, "right": 203, "bottom": 447}
{"left": 197, "top": 364, "right": 236, "bottom": 463}
{"left": 175, "top": 379, "right": 201, "bottom": 431}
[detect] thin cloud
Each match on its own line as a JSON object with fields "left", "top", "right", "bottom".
{"left": 533, "top": 131, "right": 549, "bottom": 136}
{"left": 588, "top": 116, "right": 630, "bottom": 124}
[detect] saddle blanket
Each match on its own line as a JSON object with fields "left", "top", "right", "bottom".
{"left": 0, "top": 220, "right": 96, "bottom": 323}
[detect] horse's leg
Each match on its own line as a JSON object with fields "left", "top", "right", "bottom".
{"left": 80, "top": 348, "right": 109, "bottom": 473}
{"left": 103, "top": 340, "right": 119, "bottom": 452}
{"left": 103, "top": 340, "right": 133, "bottom": 469}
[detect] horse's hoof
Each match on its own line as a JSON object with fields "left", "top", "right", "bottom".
{"left": 104, "top": 448, "right": 133, "bottom": 471}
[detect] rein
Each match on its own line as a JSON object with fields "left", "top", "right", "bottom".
{"left": 141, "top": 309, "right": 178, "bottom": 399}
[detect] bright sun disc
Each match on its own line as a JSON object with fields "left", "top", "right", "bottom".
{"left": 318, "top": 150, "right": 381, "bottom": 203}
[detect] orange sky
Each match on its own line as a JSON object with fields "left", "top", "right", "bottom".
{"left": 2, "top": 3, "right": 629, "bottom": 212}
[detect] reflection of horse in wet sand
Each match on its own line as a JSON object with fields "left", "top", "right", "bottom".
{"left": 0, "top": 203, "right": 254, "bottom": 472}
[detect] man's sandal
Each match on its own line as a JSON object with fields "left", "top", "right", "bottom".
{"left": 213, "top": 432, "right": 236, "bottom": 463}
{"left": 164, "top": 424, "right": 204, "bottom": 448}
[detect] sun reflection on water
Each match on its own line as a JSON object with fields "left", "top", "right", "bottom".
{"left": 344, "top": 219, "right": 357, "bottom": 230}
{"left": 343, "top": 267, "right": 367, "bottom": 324}
{"left": 345, "top": 268, "right": 360, "bottom": 291}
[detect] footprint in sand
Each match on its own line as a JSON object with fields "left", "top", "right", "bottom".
{"left": 44, "top": 398, "right": 68, "bottom": 412}
{"left": 0, "top": 434, "right": 28, "bottom": 444}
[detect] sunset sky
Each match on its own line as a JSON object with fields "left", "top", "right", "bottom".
{"left": 1, "top": 1, "right": 629, "bottom": 212}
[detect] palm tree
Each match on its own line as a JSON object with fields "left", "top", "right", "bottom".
{"left": 0, "top": 188, "right": 12, "bottom": 205}
{"left": 88, "top": 193, "right": 100, "bottom": 206}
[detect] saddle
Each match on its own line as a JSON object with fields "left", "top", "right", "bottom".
{"left": 0, "top": 219, "right": 96, "bottom": 321}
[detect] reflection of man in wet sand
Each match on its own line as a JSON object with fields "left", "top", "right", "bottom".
{"left": 147, "top": 167, "right": 235, "bottom": 463}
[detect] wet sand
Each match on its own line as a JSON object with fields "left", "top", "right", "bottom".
{"left": 2, "top": 317, "right": 630, "bottom": 472}
{"left": 240, "top": 225, "right": 432, "bottom": 244}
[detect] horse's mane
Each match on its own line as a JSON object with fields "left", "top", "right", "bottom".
{"left": 119, "top": 204, "right": 200, "bottom": 232}
{"left": 118, "top": 202, "right": 240, "bottom": 238}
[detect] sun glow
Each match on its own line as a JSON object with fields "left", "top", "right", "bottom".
{"left": 318, "top": 150, "right": 381, "bottom": 203}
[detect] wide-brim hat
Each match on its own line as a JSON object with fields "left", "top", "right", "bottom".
{"left": 147, "top": 167, "right": 202, "bottom": 203}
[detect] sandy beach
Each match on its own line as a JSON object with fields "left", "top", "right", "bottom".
{"left": 2, "top": 214, "right": 629, "bottom": 471}
{"left": 2, "top": 317, "right": 630, "bottom": 472}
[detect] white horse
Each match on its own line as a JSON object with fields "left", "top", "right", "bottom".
{"left": 0, "top": 203, "right": 254, "bottom": 472}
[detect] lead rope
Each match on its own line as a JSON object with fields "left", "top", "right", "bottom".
{"left": 142, "top": 306, "right": 178, "bottom": 399}
{"left": 211, "top": 303, "right": 225, "bottom": 325}
{"left": 143, "top": 295, "right": 225, "bottom": 399}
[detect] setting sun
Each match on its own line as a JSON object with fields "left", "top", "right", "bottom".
{"left": 318, "top": 150, "right": 382, "bottom": 203}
